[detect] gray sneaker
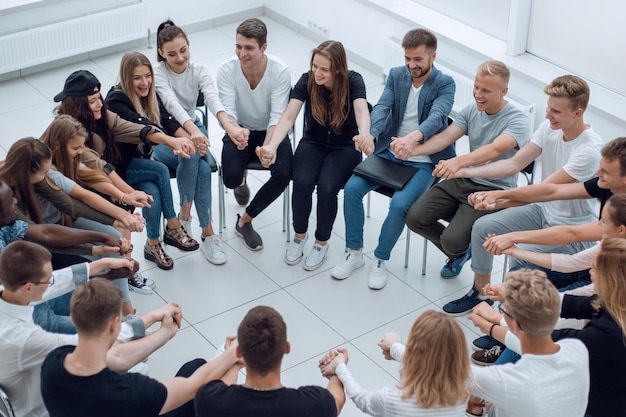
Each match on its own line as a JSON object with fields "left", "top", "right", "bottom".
{"left": 234, "top": 174, "right": 250, "bottom": 206}
{"left": 235, "top": 214, "right": 263, "bottom": 251}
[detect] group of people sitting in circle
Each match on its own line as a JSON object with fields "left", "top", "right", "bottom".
{"left": 0, "top": 14, "right": 624, "bottom": 417}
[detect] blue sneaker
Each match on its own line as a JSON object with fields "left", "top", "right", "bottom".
{"left": 440, "top": 248, "right": 472, "bottom": 278}
{"left": 472, "top": 335, "right": 505, "bottom": 351}
{"left": 443, "top": 287, "right": 492, "bottom": 316}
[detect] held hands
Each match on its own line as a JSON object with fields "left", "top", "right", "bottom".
{"left": 255, "top": 145, "right": 277, "bottom": 168}
{"left": 467, "top": 309, "right": 495, "bottom": 335}
{"left": 227, "top": 125, "right": 250, "bottom": 150}
{"left": 318, "top": 348, "right": 349, "bottom": 377}
{"left": 172, "top": 137, "right": 196, "bottom": 159}
{"left": 191, "top": 135, "right": 209, "bottom": 156}
{"left": 472, "top": 300, "right": 502, "bottom": 323}
{"left": 121, "top": 212, "right": 147, "bottom": 233}
{"left": 353, "top": 132, "right": 375, "bottom": 155}
{"left": 483, "top": 283, "right": 505, "bottom": 302}
{"left": 432, "top": 157, "right": 461, "bottom": 179}
{"left": 378, "top": 332, "right": 402, "bottom": 360}
{"left": 123, "top": 190, "right": 153, "bottom": 208}
{"left": 483, "top": 233, "right": 515, "bottom": 256}
{"left": 389, "top": 135, "right": 414, "bottom": 160}
{"left": 468, "top": 191, "right": 498, "bottom": 210}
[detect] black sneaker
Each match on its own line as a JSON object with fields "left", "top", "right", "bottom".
{"left": 472, "top": 335, "right": 505, "bottom": 351}
{"left": 128, "top": 274, "right": 154, "bottom": 295}
{"left": 234, "top": 173, "right": 250, "bottom": 206}
{"left": 235, "top": 214, "right": 263, "bottom": 251}
{"left": 442, "top": 287, "right": 493, "bottom": 316}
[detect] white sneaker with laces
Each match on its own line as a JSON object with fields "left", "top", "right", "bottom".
{"left": 304, "top": 243, "right": 329, "bottom": 271}
{"left": 368, "top": 259, "right": 388, "bottom": 290}
{"left": 201, "top": 235, "right": 227, "bottom": 265}
{"left": 331, "top": 249, "right": 364, "bottom": 279}
{"left": 285, "top": 234, "right": 308, "bottom": 265}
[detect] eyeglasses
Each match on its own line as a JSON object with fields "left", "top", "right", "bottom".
{"left": 28, "top": 274, "right": 55, "bottom": 287}
{"left": 498, "top": 303, "right": 514, "bottom": 321}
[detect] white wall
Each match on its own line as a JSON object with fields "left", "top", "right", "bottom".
{"left": 264, "top": 0, "right": 626, "bottom": 142}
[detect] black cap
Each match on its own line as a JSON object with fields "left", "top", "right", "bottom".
{"left": 53, "top": 70, "right": 101, "bottom": 102}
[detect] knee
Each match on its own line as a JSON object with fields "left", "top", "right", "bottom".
{"left": 388, "top": 196, "right": 413, "bottom": 218}
{"left": 222, "top": 166, "right": 243, "bottom": 189}
{"left": 343, "top": 177, "right": 366, "bottom": 202}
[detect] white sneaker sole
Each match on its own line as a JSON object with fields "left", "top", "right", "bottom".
{"left": 331, "top": 258, "right": 365, "bottom": 279}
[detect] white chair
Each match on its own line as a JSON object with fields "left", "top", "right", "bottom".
{"left": 0, "top": 386, "right": 16, "bottom": 417}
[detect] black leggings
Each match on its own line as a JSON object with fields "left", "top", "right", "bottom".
{"left": 221, "top": 130, "right": 293, "bottom": 218}
{"left": 292, "top": 139, "right": 361, "bottom": 241}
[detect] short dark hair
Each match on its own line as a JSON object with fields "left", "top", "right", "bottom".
{"left": 236, "top": 18, "right": 267, "bottom": 47}
{"left": 601, "top": 137, "right": 626, "bottom": 176}
{"left": 401, "top": 28, "right": 437, "bottom": 51}
{"left": 156, "top": 20, "right": 189, "bottom": 62}
{"left": 237, "top": 305, "right": 286, "bottom": 375}
{"left": 71, "top": 279, "right": 122, "bottom": 337}
{"left": 0, "top": 241, "right": 51, "bottom": 291}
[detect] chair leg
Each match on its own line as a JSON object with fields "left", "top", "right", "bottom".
{"left": 366, "top": 192, "right": 371, "bottom": 218}
{"left": 284, "top": 182, "right": 291, "bottom": 242}
{"left": 421, "top": 237, "right": 428, "bottom": 275}
{"left": 502, "top": 254, "right": 508, "bottom": 282}
{"left": 404, "top": 227, "right": 410, "bottom": 268}
{"left": 218, "top": 167, "right": 225, "bottom": 233}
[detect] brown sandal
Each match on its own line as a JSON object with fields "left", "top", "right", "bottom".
{"left": 163, "top": 225, "right": 199, "bottom": 251}
{"left": 144, "top": 242, "right": 174, "bottom": 270}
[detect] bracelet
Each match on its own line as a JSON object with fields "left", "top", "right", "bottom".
{"left": 489, "top": 323, "right": 498, "bottom": 338}
{"left": 120, "top": 193, "right": 126, "bottom": 204}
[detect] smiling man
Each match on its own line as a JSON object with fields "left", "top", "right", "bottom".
{"left": 440, "top": 75, "right": 603, "bottom": 317}
{"left": 403, "top": 60, "right": 531, "bottom": 294}
{"left": 216, "top": 18, "right": 293, "bottom": 251}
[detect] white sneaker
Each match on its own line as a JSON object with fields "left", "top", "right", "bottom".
{"left": 368, "top": 259, "right": 388, "bottom": 290}
{"left": 304, "top": 243, "right": 329, "bottom": 271}
{"left": 331, "top": 249, "right": 364, "bottom": 279}
{"left": 179, "top": 214, "right": 193, "bottom": 238}
{"left": 201, "top": 235, "right": 227, "bottom": 265}
{"left": 285, "top": 234, "right": 308, "bottom": 265}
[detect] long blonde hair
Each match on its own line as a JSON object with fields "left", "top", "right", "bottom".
{"left": 399, "top": 310, "right": 469, "bottom": 408}
{"left": 118, "top": 52, "right": 161, "bottom": 124}
{"left": 593, "top": 238, "right": 626, "bottom": 341}
{"left": 40, "top": 115, "right": 111, "bottom": 187}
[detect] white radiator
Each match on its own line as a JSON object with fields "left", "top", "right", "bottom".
{"left": 0, "top": 3, "right": 147, "bottom": 75}
{"left": 383, "top": 36, "right": 535, "bottom": 126}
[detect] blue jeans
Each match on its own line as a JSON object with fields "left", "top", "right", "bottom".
{"left": 32, "top": 292, "right": 76, "bottom": 334}
{"left": 344, "top": 149, "right": 435, "bottom": 260}
{"left": 126, "top": 157, "right": 177, "bottom": 239}
{"left": 152, "top": 145, "right": 213, "bottom": 228}
{"left": 508, "top": 263, "right": 592, "bottom": 291}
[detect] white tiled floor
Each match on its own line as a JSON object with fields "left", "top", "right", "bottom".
{"left": 0, "top": 16, "right": 508, "bottom": 416}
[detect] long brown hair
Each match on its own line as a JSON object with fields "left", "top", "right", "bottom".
{"left": 0, "top": 138, "right": 52, "bottom": 224}
{"left": 40, "top": 115, "right": 111, "bottom": 187}
{"left": 399, "top": 310, "right": 469, "bottom": 408}
{"left": 307, "top": 40, "right": 349, "bottom": 135}
{"left": 56, "top": 94, "right": 121, "bottom": 164}
{"left": 118, "top": 52, "right": 161, "bottom": 124}
{"left": 593, "top": 238, "right": 626, "bottom": 341}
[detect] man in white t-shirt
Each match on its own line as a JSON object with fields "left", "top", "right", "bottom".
{"left": 443, "top": 75, "right": 603, "bottom": 315}
{"left": 217, "top": 18, "right": 292, "bottom": 251}
{"left": 468, "top": 268, "right": 589, "bottom": 417}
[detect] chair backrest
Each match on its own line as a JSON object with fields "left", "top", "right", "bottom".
{"left": 0, "top": 386, "right": 16, "bottom": 417}
{"left": 195, "top": 91, "right": 208, "bottom": 130}
{"left": 520, "top": 159, "right": 535, "bottom": 185}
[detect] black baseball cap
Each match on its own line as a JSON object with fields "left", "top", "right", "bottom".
{"left": 53, "top": 70, "right": 101, "bottom": 102}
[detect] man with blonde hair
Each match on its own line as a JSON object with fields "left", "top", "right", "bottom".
{"left": 467, "top": 269, "right": 589, "bottom": 416}
{"left": 403, "top": 60, "right": 531, "bottom": 298}
{"left": 446, "top": 74, "right": 602, "bottom": 317}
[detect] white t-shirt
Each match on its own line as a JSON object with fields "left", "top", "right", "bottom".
{"left": 532, "top": 120, "right": 602, "bottom": 225}
{"left": 470, "top": 338, "right": 589, "bottom": 417}
{"left": 216, "top": 54, "right": 291, "bottom": 131}
{"left": 393, "top": 84, "right": 430, "bottom": 164}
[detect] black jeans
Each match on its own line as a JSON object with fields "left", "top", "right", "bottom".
{"left": 222, "top": 130, "right": 292, "bottom": 219}
{"left": 292, "top": 138, "right": 361, "bottom": 241}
